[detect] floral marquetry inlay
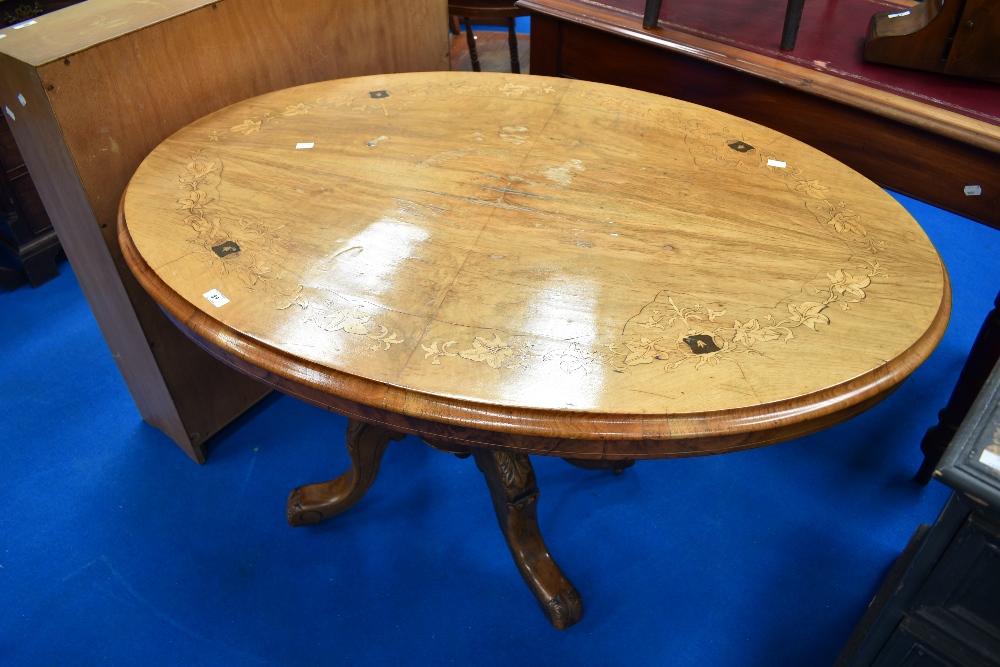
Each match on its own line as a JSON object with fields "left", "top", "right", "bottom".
{"left": 123, "top": 72, "right": 947, "bottom": 423}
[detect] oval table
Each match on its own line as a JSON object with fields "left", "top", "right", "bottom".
{"left": 118, "top": 71, "right": 950, "bottom": 630}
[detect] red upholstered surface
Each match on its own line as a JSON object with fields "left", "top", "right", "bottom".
{"left": 574, "top": 0, "right": 1000, "bottom": 124}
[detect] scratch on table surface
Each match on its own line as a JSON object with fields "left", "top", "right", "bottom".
{"left": 332, "top": 245, "right": 363, "bottom": 259}
{"left": 391, "top": 197, "right": 447, "bottom": 212}
{"left": 415, "top": 189, "right": 548, "bottom": 214}
{"left": 474, "top": 184, "right": 554, "bottom": 200}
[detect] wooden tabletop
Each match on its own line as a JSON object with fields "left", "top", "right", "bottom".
{"left": 120, "top": 72, "right": 949, "bottom": 453}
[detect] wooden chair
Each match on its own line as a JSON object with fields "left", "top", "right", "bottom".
{"left": 449, "top": 0, "right": 528, "bottom": 73}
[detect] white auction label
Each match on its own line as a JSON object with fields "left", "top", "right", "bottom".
{"left": 887, "top": 11, "right": 910, "bottom": 18}
{"left": 767, "top": 159, "right": 786, "bottom": 168}
{"left": 964, "top": 185, "right": 982, "bottom": 196}
{"left": 17, "top": 93, "right": 25, "bottom": 106}
{"left": 295, "top": 142, "right": 315, "bottom": 150}
{"left": 980, "top": 447, "right": 1000, "bottom": 473}
{"left": 4, "top": 106, "right": 13, "bottom": 121}
{"left": 203, "top": 289, "right": 230, "bottom": 307}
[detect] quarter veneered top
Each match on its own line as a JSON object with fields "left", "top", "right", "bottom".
{"left": 121, "top": 72, "right": 948, "bottom": 440}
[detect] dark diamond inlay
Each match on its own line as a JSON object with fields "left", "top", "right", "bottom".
{"left": 368, "top": 90, "right": 389, "bottom": 99}
{"left": 727, "top": 141, "right": 755, "bottom": 153}
{"left": 683, "top": 335, "right": 721, "bottom": 354}
{"left": 212, "top": 241, "right": 241, "bottom": 258}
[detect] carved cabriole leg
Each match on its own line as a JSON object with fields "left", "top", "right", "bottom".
{"left": 286, "top": 419, "right": 405, "bottom": 527}
{"left": 507, "top": 17, "right": 521, "bottom": 74}
{"left": 471, "top": 448, "right": 583, "bottom": 630}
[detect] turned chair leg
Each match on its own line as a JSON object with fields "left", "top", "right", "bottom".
{"left": 507, "top": 17, "right": 521, "bottom": 74}
{"left": 642, "top": 0, "right": 663, "bottom": 29}
{"left": 463, "top": 17, "right": 482, "bottom": 72}
{"left": 915, "top": 290, "right": 1000, "bottom": 484}
{"left": 286, "top": 419, "right": 405, "bottom": 526}
{"left": 471, "top": 448, "right": 583, "bottom": 629}
{"left": 780, "top": 0, "right": 806, "bottom": 50}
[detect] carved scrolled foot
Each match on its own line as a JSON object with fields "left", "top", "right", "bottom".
{"left": 287, "top": 419, "right": 405, "bottom": 527}
{"left": 562, "top": 457, "right": 635, "bottom": 475}
{"left": 471, "top": 448, "right": 584, "bottom": 630}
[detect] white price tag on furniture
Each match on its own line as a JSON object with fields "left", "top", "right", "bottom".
{"left": 203, "top": 289, "right": 230, "bottom": 307}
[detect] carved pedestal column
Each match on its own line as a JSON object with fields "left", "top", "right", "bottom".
{"left": 472, "top": 448, "right": 584, "bottom": 630}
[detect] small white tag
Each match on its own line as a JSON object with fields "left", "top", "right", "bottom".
{"left": 887, "top": 10, "right": 910, "bottom": 18}
{"left": 0, "top": 34, "right": 7, "bottom": 40}
{"left": 17, "top": 94, "right": 25, "bottom": 106}
{"left": 767, "top": 159, "right": 786, "bottom": 168}
{"left": 4, "top": 106, "right": 13, "bottom": 121}
{"left": 964, "top": 185, "right": 982, "bottom": 196}
{"left": 12, "top": 19, "right": 36, "bottom": 29}
{"left": 295, "top": 142, "right": 314, "bottom": 150}
{"left": 980, "top": 447, "right": 1000, "bottom": 472}
{"left": 203, "top": 289, "right": 230, "bottom": 307}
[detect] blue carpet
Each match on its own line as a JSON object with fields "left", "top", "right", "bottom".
{"left": 472, "top": 17, "right": 531, "bottom": 33}
{"left": 0, "top": 192, "right": 997, "bottom": 665}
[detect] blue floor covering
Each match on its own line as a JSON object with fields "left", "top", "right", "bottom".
{"left": 0, "top": 192, "right": 997, "bottom": 665}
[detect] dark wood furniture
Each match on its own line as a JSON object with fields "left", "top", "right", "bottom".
{"left": 0, "top": 0, "right": 84, "bottom": 287}
{"left": 837, "top": 357, "right": 1000, "bottom": 666}
{"left": 119, "top": 72, "right": 949, "bottom": 628}
{"left": 1, "top": 0, "right": 80, "bottom": 26}
{"left": 522, "top": 0, "right": 1000, "bottom": 231}
{"left": 0, "top": 113, "right": 59, "bottom": 287}
{"left": 865, "top": 0, "right": 1000, "bottom": 83}
{"left": 640, "top": 0, "right": 807, "bottom": 50}
{"left": 916, "top": 291, "right": 1000, "bottom": 484}
{"left": 450, "top": 0, "right": 528, "bottom": 73}
{"left": 0, "top": 0, "right": 450, "bottom": 462}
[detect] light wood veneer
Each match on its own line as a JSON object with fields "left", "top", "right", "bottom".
{"left": 119, "top": 72, "right": 950, "bottom": 458}
{"left": 0, "top": 0, "right": 449, "bottom": 462}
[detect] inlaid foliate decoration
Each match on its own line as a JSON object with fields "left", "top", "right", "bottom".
{"left": 174, "top": 156, "right": 404, "bottom": 351}
{"left": 420, "top": 107, "right": 891, "bottom": 375}
{"left": 176, "top": 156, "right": 307, "bottom": 310}
{"left": 180, "top": 77, "right": 895, "bottom": 376}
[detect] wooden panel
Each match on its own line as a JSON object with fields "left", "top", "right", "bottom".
{"left": 864, "top": 0, "right": 960, "bottom": 74}
{"left": 527, "top": 13, "right": 1000, "bottom": 230}
{"left": 0, "top": 0, "right": 449, "bottom": 462}
{"left": 945, "top": 0, "right": 1000, "bottom": 81}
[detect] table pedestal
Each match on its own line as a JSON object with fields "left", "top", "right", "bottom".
{"left": 286, "top": 419, "right": 604, "bottom": 630}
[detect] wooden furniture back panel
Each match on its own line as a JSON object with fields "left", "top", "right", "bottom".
{"left": 0, "top": 0, "right": 449, "bottom": 462}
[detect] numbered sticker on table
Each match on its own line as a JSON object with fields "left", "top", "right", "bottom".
{"left": 203, "top": 289, "right": 230, "bottom": 307}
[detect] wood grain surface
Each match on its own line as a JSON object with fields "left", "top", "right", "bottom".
{"left": 119, "top": 72, "right": 949, "bottom": 455}
{"left": 0, "top": 0, "right": 449, "bottom": 462}
{"left": 522, "top": 0, "right": 1000, "bottom": 231}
